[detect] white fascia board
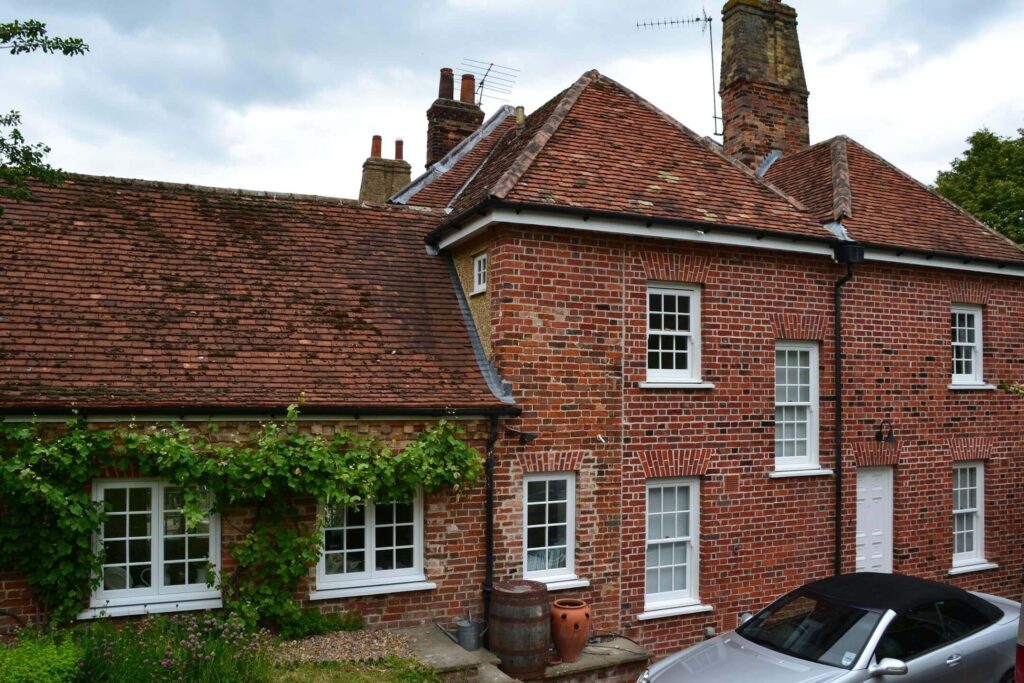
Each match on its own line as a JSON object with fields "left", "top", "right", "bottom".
{"left": 439, "top": 208, "right": 1024, "bottom": 279}
{"left": 437, "top": 208, "right": 834, "bottom": 257}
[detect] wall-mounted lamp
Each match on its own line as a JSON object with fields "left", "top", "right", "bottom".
{"left": 875, "top": 420, "right": 896, "bottom": 443}
{"left": 505, "top": 428, "right": 538, "bottom": 446}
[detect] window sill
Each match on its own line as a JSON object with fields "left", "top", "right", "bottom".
{"left": 79, "top": 596, "right": 222, "bottom": 620}
{"left": 949, "top": 561, "right": 999, "bottom": 576}
{"left": 638, "top": 381, "right": 715, "bottom": 390}
{"left": 470, "top": 289, "right": 486, "bottom": 297}
{"left": 531, "top": 576, "right": 590, "bottom": 591}
{"left": 948, "top": 383, "right": 996, "bottom": 391}
{"left": 638, "top": 602, "right": 713, "bottom": 621}
{"left": 769, "top": 468, "right": 834, "bottom": 479}
{"left": 309, "top": 579, "right": 436, "bottom": 601}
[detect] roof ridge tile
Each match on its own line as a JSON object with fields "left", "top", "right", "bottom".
{"left": 488, "top": 69, "right": 601, "bottom": 200}
{"left": 830, "top": 137, "right": 853, "bottom": 220}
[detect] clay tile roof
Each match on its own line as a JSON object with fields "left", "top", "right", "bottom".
{"left": 395, "top": 107, "right": 517, "bottom": 209}
{"left": 442, "top": 70, "right": 827, "bottom": 239}
{"left": 0, "top": 175, "right": 514, "bottom": 413}
{"left": 766, "top": 136, "right": 1024, "bottom": 265}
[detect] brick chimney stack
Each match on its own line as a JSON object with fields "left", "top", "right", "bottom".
{"left": 720, "top": 0, "right": 809, "bottom": 169}
{"left": 359, "top": 135, "right": 411, "bottom": 203}
{"left": 426, "top": 67, "right": 485, "bottom": 168}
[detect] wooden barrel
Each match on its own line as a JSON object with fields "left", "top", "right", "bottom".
{"left": 489, "top": 580, "right": 549, "bottom": 680}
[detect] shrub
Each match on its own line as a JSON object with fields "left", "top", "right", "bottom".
{"left": 278, "top": 608, "right": 365, "bottom": 640}
{"left": 75, "top": 612, "right": 274, "bottom": 682}
{"left": 0, "top": 633, "right": 83, "bottom": 683}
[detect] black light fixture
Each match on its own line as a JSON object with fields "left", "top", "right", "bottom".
{"left": 505, "top": 428, "right": 539, "bottom": 446}
{"left": 875, "top": 420, "right": 896, "bottom": 443}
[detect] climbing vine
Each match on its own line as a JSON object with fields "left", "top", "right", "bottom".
{"left": 0, "top": 407, "right": 483, "bottom": 627}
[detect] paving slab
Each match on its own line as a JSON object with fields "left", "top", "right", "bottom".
{"left": 398, "top": 624, "right": 501, "bottom": 674}
{"left": 543, "top": 637, "right": 650, "bottom": 680}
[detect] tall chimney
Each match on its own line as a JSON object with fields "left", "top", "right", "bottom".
{"left": 359, "top": 135, "right": 412, "bottom": 203}
{"left": 720, "top": 0, "right": 809, "bottom": 169}
{"left": 426, "top": 67, "right": 485, "bottom": 168}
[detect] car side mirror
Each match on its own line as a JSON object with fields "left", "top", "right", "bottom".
{"left": 739, "top": 612, "right": 754, "bottom": 625}
{"left": 868, "top": 658, "right": 908, "bottom": 677}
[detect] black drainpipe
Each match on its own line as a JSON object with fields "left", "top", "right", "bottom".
{"left": 833, "top": 241, "right": 864, "bottom": 576}
{"left": 483, "top": 415, "right": 499, "bottom": 639}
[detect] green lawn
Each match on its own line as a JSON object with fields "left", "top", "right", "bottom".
{"left": 273, "top": 658, "right": 445, "bottom": 683}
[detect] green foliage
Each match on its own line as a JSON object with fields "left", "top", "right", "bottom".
{"left": 935, "top": 128, "right": 1024, "bottom": 244}
{"left": 75, "top": 612, "right": 274, "bottom": 683}
{"left": 277, "top": 608, "right": 364, "bottom": 641}
{"left": 0, "top": 20, "right": 88, "bottom": 212}
{"left": 275, "top": 658, "right": 445, "bottom": 683}
{"left": 0, "top": 632, "right": 83, "bottom": 683}
{"left": 0, "top": 412, "right": 482, "bottom": 628}
{"left": 0, "top": 418, "right": 110, "bottom": 623}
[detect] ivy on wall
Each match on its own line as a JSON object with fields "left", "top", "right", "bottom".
{"left": 0, "top": 407, "right": 483, "bottom": 626}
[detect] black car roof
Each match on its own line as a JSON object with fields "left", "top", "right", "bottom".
{"left": 800, "top": 572, "right": 1002, "bottom": 620}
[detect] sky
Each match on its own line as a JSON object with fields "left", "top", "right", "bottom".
{"left": 2, "top": 0, "right": 1023, "bottom": 199}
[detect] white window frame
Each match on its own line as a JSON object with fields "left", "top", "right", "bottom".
{"left": 951, "top": 305, "right": 984, "bottom": 385}
{"left": 646, "top": 283, "right": 702, "bottom": 384}
{"left": 89, "top": 479, "right": 220, "bottom": 612}
{"left": 644, "top": 478, "right": 700, "bottom": 612}
{"left": 522, "top": 472, "right": 577, "bottom": 584}
{"left": 952, "top": 462, "right": 986, "bottom": 568}
{"left": 316, "top": 491, "right": 425, "bottom": 591}
{"left": 774, "top": 341, "right": 820, "bottom": 472}
{"left": 472, "top": 252, "right": 487, "bottom": 295}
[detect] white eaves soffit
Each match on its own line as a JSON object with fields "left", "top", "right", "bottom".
{"left": 436, "top": 208, "right": 1024, "bottom": 279}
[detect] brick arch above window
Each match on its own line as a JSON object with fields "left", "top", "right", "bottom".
{"left": 948, "top": 437, "right": 996, "bottom": 462}
{"left": 516, "top": 450, "right": 586, "bottom": 473}
{"left": 852, "top": 441, "right": 903, "bottom": 467}
{"left": 637, "top": 448, "right": 714, "bottom": 479}
{"left": 639, "top": 252, "right": 711, "bottom": 284}
{"left": 949, "top": 280, "right": 992, "bottom": 306}
{"left": 769, "top": 313, "right": 828, "bottom": 341}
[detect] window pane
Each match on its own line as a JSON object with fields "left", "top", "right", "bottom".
{"left": 324, "top": 529, "right": 343, "bottom": 552}
{"left": 527, "top": 527, "right": 546, "bottom": 549}
{"left": 527, "top": 481, "right": 546, "bottom": 503}
{"left": 129, "top": 513, "right": 151, "bottom": 537}
{"left": 549, "top": 502, "right": 566, "bottom": 524}
{"left": 527, "top": 550, "right": 546, "bottom": 571}
{"left": 395, "top": 525, "right": 413, "bottom": 547}
{"left": 548, "top": 479, "right": 567, "bottom": 501}
{"left": 128, "top": 488, "right": 152, "bottom": 512}
{"left": 104, "top": 515, "right": 126, "bottom": 538}
{"left": 395, "top": 548, "right": 414, "bottom": 570}
{"left": 375, "top": 525, "right": 392, "bottom": 549}
{"left": 165, "top": 537, "right": 186, "bottom": 561}
{"left": 395, "top": 503, "right": 413, "bottom": 524}
{"left": 103, "top": 540, "right": 126, "bottom": 564}
{"left": 187, "top": 561, "right": 209, "bottom": 584}
{"left": 164, "top": 562, "right": 187, "bottom": 586}
{"left": 527, "top": 504, "right": 546, "bottom": 525}
{"left": 103, "top": 566, "right": 128, "bottom": 590}
{"left": 376, "top": 550, "right": 394, "bottom": 571}
{"left": 129, "top": 565, "right": 151, "bottom": 588}
{"left": 377, "top": 504, "right": 393, "bottom": 525}
{"left": 547, "top": 547, "right": 566, "bottom": 570}
{"left": 104, "top": 488, "right": 127, "bottom": 513}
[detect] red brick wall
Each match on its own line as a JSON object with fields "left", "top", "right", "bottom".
{"left": 0, "top": 418, "right": 492, "bottom": 631}
{"left": 487, "top": 224, "right": 1024, "bottom": 656}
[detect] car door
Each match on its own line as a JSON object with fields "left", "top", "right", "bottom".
{"left": 871, "top": 599, "right": 1001, "bottom": 682}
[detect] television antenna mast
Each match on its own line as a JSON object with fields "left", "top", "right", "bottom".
{"left": 636, "top": 8, "right": 722, "bottom": 136}
{"left": 459, "top": 59, "right": 520, "bottom": 106}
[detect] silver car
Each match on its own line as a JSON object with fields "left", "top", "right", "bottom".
{"left": 639, "top": 573, "right": 1019, "bottom": 683}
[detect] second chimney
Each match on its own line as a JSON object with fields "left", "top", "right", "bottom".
{"left": 720, "top": 0, "right": 809, "bottom": 169}
{"left": 359, "top": 136, "right": 412, "bottom": 203}
{"left": 425, "top": 67, "right": 485, "bottom": 168}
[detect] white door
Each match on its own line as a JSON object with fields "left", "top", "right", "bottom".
{"left": 856, "top": 467, "right": 893, "bottom": 573}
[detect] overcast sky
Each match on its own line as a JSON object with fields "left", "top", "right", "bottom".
{"left": 2, "top": 0, "right": 1023, "bottom": 198}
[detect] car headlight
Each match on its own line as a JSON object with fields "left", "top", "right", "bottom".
{"left": 636, "top": 669, "right": 651, "bottom": 683}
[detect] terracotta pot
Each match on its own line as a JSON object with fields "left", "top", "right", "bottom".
{"left": 550, "top": 598, "right": 591, "bottom": 663}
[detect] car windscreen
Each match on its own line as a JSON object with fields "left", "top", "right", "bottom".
{"left": 737, "top": 591, "right": 883, "bottom": 669}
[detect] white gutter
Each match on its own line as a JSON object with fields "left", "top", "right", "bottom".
{"left": 437, "top": 208, "right": 1024, "bottom": 279}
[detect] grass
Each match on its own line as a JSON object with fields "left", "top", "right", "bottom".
{"left": 272, "top": 658, "right": 444, "bottom": 683}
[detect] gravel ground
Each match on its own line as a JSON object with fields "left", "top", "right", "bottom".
{"left": 276, "top": 629, "right": 417, "bottom": 664}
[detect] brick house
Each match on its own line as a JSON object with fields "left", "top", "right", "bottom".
{"left": 3, "top": 0, "right": 1023, "bottom": 660}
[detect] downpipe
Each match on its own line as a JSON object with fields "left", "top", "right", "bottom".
{"left": 833, "top": 248, "right": 859, "bottom": 576}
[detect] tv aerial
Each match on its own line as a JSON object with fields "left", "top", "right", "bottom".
{"left": 636, "top": 8, "right": 722, "bottom": 136}
{"left": 459, "top": 59, "right": 520, "bottom": 106}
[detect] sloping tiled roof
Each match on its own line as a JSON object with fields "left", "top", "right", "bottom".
{"left": 396, "top": 107, "right": 516, "bottom": 209}
{"left": 443, "top": 70, "right": 827, "bottom": 239}
{"left": 0, "top": 175, "right": 513, "bottom": 413}
{"left": 766, "top": 136, "right": 1024, "bottom": 265}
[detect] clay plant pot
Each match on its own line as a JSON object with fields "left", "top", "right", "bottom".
{"left": 550, "top": 598, "right": 591, "bottom": 663}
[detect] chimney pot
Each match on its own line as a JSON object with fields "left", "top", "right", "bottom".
{"left": 515, "top": 105, "right": 526, "bottom": 126}
{"left": 370, "top": 135, "right": 382, "bottom": 158}
{"left": 460, "top": 74, "right": 476, "bottom": 104}
{"left": 395, "top": 139, "right": 404, "bottom": 161}
{"left": 438, "top": 67, "right": 455, "bottom": 99}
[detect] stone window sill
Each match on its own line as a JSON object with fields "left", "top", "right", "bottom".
{"left": 948, "top": 383, "right": 996, "bottom": 391}
{"left": 309, "top": 579, "right": 436, "bottom": 601}
{"left": 78, "top": 596, "right": 222, "bottom": 620}
{"left": 638, "top": 602, "right": 713, "bottom": 621}
{"left": 948, "top": 561, "right": 999, "bottom": 576}
{"left": 769, "top": 468, "right": 834, "bottom": 479}
{"left": 533, "top": 576, "right": 590, "bottom": 592}
{"left": 638, "top": 381, "right": 715, "bottom": 390}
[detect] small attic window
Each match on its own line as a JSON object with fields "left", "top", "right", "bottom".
{"left": 472, "top": 252, "right": 487, "bottom": 295}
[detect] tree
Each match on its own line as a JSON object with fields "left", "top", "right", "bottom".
{"left": 935, "top": 128, "right": 1024, "bottom": 245}
{"left": 0, "top": 20, "right": 88, "bottom": 211}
